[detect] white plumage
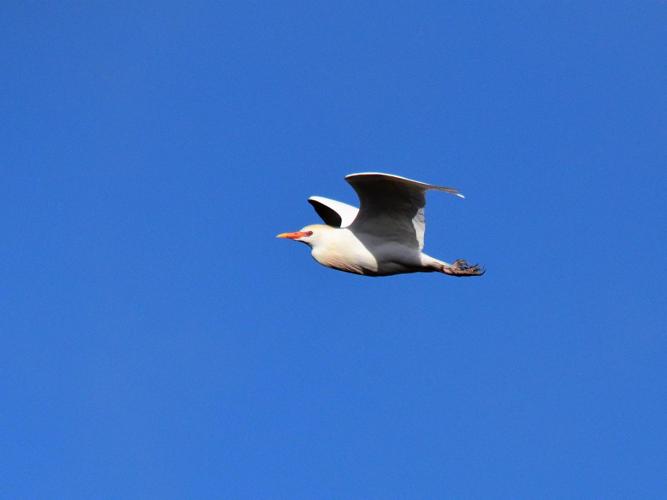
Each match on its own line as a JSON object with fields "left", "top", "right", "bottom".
{"left": 277, "top": 172, "right": 484, "bottom": 277}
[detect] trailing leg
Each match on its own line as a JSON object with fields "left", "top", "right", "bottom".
{"left": 441, "top": 258, "right": 485, "bottom": 277}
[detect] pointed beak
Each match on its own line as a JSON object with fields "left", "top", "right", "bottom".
{"left": 276, "top": 231, "right": 310, "bottom": 240}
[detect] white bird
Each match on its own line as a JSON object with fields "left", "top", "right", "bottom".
{"left": 277, "top": 172, "right": 484, "bottom": 277}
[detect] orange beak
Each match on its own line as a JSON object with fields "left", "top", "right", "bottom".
{"left": 276, "top": 231, "right": 311, "bottom": 240}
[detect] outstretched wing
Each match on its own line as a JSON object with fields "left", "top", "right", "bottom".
{"left": 308, "top": 196, "right": 359, "bottom": 228}
{"left": 345, "top": 172, "right": 463, "bottom": 250}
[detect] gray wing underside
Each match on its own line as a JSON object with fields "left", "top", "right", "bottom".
{"left": 345, "top": 172, "right": 464, "bottom": 251}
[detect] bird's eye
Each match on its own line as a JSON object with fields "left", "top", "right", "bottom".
{"left": 304, "top": 231, "right": 313, "bottom": 236}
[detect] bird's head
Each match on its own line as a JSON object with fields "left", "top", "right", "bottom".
{"left": 276, "top": 224, "right": 331, "bottom": 247}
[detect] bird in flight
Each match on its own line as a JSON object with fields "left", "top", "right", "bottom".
{"left": 277, "top": 172, "right": 484, "bottom": 278}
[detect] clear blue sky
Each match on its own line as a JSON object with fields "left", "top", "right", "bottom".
{"left": 2, "top": 2, "right": 665, "bottom": 498}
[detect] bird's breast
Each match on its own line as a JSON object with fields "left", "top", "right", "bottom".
{"left": 311, "top": 230, "right": 378, "bottom": 275}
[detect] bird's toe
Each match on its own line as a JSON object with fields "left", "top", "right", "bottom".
{"left": 443, "top": 259, "right": 485, "bottom": 277}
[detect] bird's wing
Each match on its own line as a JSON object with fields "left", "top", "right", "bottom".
{"left": 345, "top": 172, "right": 463, "bottom": 250}
{"left": 308, "top": 196, "right": 359, "bottom": 228}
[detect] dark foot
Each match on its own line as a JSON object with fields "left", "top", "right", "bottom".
{"left": 442, "top": 259, "right": 485, "bottom": 277}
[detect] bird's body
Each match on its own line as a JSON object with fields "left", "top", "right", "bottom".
{"left": 278, "top": 173, "right": 484, "bottom": 278}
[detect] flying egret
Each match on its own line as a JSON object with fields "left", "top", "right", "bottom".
{"left": 277, "top": 172, "right": 484, "bottom": 277}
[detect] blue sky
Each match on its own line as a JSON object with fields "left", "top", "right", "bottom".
{"left": 2, "top": 2, "right": 665, "bottom": 498}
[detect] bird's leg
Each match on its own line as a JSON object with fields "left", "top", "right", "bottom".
{"left": 441, "top": 259, "right": 485, "bottom": 277}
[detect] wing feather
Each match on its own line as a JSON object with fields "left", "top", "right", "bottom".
{"left": 308, "top": 196, "right": 359, "bottom": 228}
{"left": 345, "top": 172, "right": 463, "bottom": 250}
